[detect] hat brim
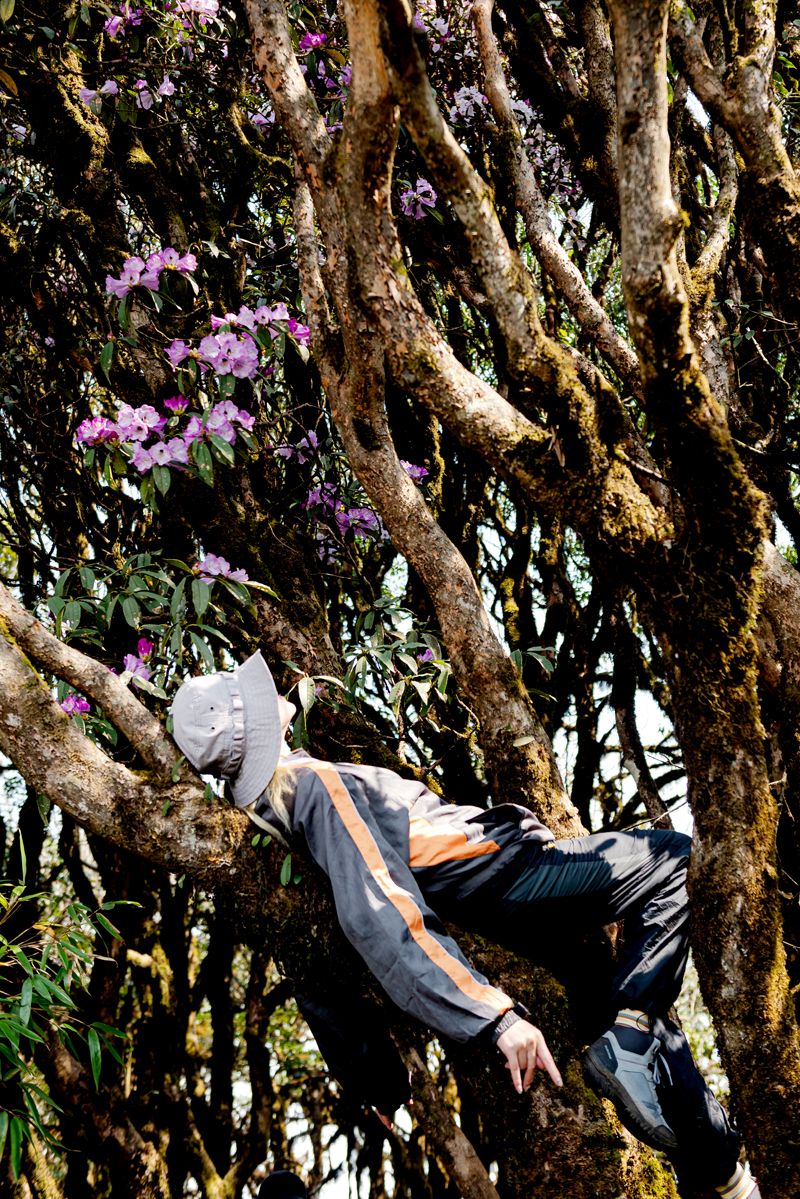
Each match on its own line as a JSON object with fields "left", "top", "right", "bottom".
{"left": 228, "top": 650, "right": 283, "bottom": 807}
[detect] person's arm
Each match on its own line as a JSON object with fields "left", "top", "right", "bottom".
{"left": 292, "top": 764, "right": 556, "bottom": 1074}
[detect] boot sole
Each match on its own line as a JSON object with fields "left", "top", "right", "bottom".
{"left": 585, "top": 1046, "right": 678, "bottom": 1152}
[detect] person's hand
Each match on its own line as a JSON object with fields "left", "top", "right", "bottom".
{"left": 496, "top": 1019, "right": 563, "bottom": 1093}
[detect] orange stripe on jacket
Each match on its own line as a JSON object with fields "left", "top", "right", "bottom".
{"left": 306, "top": 762, "right": 510, "bottom": 1016}
{"left": 409, "top": 814, "right": 500, "bottom": 868}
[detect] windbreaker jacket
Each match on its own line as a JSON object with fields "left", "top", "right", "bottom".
{"left": 252, "top": 755, "right": 554, "bottom": 1045}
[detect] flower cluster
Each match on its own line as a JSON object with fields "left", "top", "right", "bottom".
{"left": 400, "top": 179, "right": 437, "bottom": 220}
{"left": 106, "top": 247, "right": 197, "bottom": 300}
{"left": 175, "top": 0, "right": 219, "bottom": 23}
{"left": 77, "top": 398, "right": 254, "bottom": 475}
{"left": 196, "top": 554, "right": 249, "bottom": 583}
{"left": 166, "top": 303, "right": 310, "bottom": 380}
{"left": 303, "top": 484, "right": 385, "bottom": 542}
{"left": 60, "top": 694, "right": 90, "bottom": 716}
{"left": 449, "top": 85, "right": 486, "bottom": 123}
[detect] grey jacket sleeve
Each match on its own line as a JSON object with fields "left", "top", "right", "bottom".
{"left": 291, "top": 763, "right": 513, "bottom": 1044}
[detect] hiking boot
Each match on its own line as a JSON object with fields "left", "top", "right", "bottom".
{"left": 585, "top": 1026, "right": 677, "bottom": 1152}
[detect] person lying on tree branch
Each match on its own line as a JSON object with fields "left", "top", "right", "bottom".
{"left": 172, "top": 651, "right": 757, "bottom": 1199}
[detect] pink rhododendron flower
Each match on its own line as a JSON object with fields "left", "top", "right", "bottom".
{"left": 401, "top": 460, "right": 429, "bottom": 482}
{"left": 164, "top": 395, "right": 189, "bottom": 414}
{"left": 61, "top": 694, "right": 90, "bottom": 716}
{"left": 299, "top": 31, "right": 327, "bottom": 51}
{"left": 197, "top": 554, "right": 249, "bottom": 583}
{"left": 123, "top": 653, "right": 151, "bottom": 684}
{"left": 288, "top": 317, "right": 310, "bottom": 345}
{"left": 77, "top": 416, "right": 119, "bottom": 445}
{"left": 150, "top": 441, "right": 172, "bottom": 465}
{"left": 399, "top": 178, "right": 437, "bottom": 220}
{"left": 206, "top": 410, "right": 236, "bottom": 443}
{"left": 130, "top": 444, "right": 154, "bottom": 472}
{"left": 137, "top": 638, "right": 154, "bottom": 659}
{"left": 135, "top": 80, "right": 153, "bottom": 110}
{"left": 167, "top": 437, "right": 190, "bottom": 464}
{"left": 184, "top": 414, "right": 205, "bottom": 442}
{"left": 166, "top": 339, "right": 191, "bottom": 367}
{"left": 104, "top": 14, "right": 123, "bottom": 36}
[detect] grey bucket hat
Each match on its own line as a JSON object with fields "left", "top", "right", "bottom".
{"left": 171, "top": 650, "right": 282, "bottom": 807}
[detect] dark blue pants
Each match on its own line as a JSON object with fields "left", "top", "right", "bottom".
{"left": 460, "top": 829, "right": 740, "bottom": 1188}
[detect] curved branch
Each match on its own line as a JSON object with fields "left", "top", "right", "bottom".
{"left": 0, "top": 581, "right": 180, "bottom": 783}
{"left": 472, "top": 0, "right": 641, "bottom": 395}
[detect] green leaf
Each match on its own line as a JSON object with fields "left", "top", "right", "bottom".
{"left": 193, "top": 441, "right": 214, "bottom": 486}
{"left": 170, "top": 576, "right": 187, "bottom": 622}
{"left": 64, "top": 600, "right": 82, "bottom": 628}
{"left": 153, "top": 464, "right": 171, "bottom": 495}
{"left": 0, "top": 0, "right": 14, "bottom": 21}
{"left": 172, "top": 755, "right": 184, "bottom": 783}
{"left": 297, "top": 675, "right": 316, "bottom": 713}
{"left": 79, "top": 566, "right": 96, "bottom": 592}
{"left": 121, "top": 595, "right": 141, "bottom": 629}
{"left": 99, "top": 340, "right": 115, "bottom": 381}
{"left": 251, "top": 833, "right": 261, "bottom": 847}
{"left": 19, "top": 978, "right": 31, "bottom": 1027}
{"left": 9, "top": 1115, "right": 23, "bottom": 1180}
{"left": 209, "top": 433, "right": 235, "bottom": 464}
{"left": 162, "top": 800, "right": 171, "bottom": 817}
{"left": 191, "top": 577, "right": 211, "bottom": 618}
{"left": 204, "top": 782, "right": 214, "bottom": 802}
{"left": 280, "top": 853, "right": 292, "bottom": 886}
{"left": 94, "top": 912, "right": 122, "bottom": 939}
{"left": 189, "top": 631, "right": 214, "bottom": 670}
{"left": 0, "top": 1112, "right": 9, "bottom": 1163}
{"left": 87, "top": 1027, "right": 101, "bottom": 1088}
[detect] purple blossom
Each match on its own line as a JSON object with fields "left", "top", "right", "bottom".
{"left": 165, "top": 395, "right": 189, "bottom": 414}
{"left": 184, "top": 415, "right": 205, "bottom": 442}
{"left": 99, "top": 80, "right": 119, "bottom": 96}
{"left": 123, "top": 653, "right": 151, "bottom": 684}
{"left": 196, "top": 554, "right": 249, "bottom": 583}
{"left": 288, "top": 317, "right": 310, "bottom": 346}
{"left": 166, "top": 339, "right": 191, "bottom": 367}
{"left": 401, "top": 460, "right": 429, "bottom": 482}
{"left": 79, "top": 87, "right": 98, "bottom": 105}
{"left": 104, "top": 14, "right": 123, "bottom": 36}
{"left": 167, "top": 436, "right": 190, "bottom": 464}
{"left": 400, "top": 178, "right": 438, "bottom": 220}
{"left": 158, "top": 75, "right": 176, "bottom": 97}
{"left": 137, "top": 638, "right": 154, "bottom": 659}
{"left": 417, "top": 648, "right": 434, "bottom": 663}
{"left": 299, "top": 31, "right": 327, "bottom": 51}
{"left": 206, "top": 409, "right": 236, "bottom": 444}
{"left": 175, "top": 0, "right": 219, "bottom": 22}
{"left": 135, "top": 80, "right": 154, "bottom": 110}
{"left": 149, "top": 441, "right": 173, "bottom": 466}
{"left": 77, "top": 416, "right": 120, "bottom": 446}
{"left": 130, "top": 444, "right": 154, "bottom": 472}
{"left": 61, "top": 694, "right": 91, "bottom": 716}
